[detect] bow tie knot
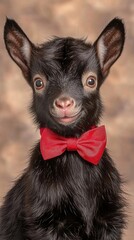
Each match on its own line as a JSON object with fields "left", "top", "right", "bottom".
{"left": 67, "top": 138, "right": 77, "bottom": 151}
{"left": 40, "top": 125, "right": 106, "bottom": 165}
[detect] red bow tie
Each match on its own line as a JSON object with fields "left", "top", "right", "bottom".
{"left": 40, "top": 126, "right": 106, "bottom": 165}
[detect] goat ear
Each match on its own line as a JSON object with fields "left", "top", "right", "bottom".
{"left": 94, "top": 18, "right": 125, "bottom": 77}
{"left": 4, "top": 18, "right": 33, "bottom": 78}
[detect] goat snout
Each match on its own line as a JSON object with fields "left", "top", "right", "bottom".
{"left": 51, "top": 96, "right": 81, "bottom": 125}
{"left": 54, "top": 97, "right": 75, "bottom": 110}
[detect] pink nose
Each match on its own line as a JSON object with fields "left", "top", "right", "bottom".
{"left": 54, "top": 97, "right": 75, "bottom": 109}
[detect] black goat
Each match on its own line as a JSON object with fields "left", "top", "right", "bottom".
{"left": 0, "top": 18, "right": 126, "bottom": 240}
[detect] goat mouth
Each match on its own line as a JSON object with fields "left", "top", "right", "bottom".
{"left": 53, "top": 112, "right": 81, "bottom": 125}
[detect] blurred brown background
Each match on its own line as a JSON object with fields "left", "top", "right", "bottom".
{"left": 0, "top": 0, "right": 134, "bottom": 239}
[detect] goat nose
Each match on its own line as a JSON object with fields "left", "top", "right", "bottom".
{"left": 54, "top": 97, "right": 75, "bottom": 109}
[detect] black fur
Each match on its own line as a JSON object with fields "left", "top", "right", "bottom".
{"left": 0, "top": 18, "right": 126, "bottom": 239}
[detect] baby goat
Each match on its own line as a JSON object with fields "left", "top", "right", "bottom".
{"left": 0, "top": 18, "right": 126, "bottom": 240}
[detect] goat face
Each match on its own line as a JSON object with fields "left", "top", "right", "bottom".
{"left": 30, "top": 37, "right": 103, "bottom": 136}
{"left": 4, "top": 18, "right": 125, "bottom": 136}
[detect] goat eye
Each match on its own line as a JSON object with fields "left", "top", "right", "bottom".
{"left": 86, "top": 76, "right": 96, "bottom": 88}
{"left": 34, "top": 78, "right": 44, "bottom": 90}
